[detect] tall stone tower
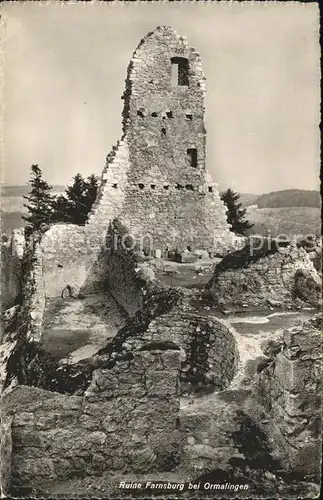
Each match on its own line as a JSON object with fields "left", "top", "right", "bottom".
{"left": 88, "top": 26, "right": 232, "bottom": 252}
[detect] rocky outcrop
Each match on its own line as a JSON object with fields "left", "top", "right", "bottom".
{"left": 257, "top": 316, "right": 322, "bottom": 476}
{"left": 208, "top": 239, "right": 322, "bottom": 310}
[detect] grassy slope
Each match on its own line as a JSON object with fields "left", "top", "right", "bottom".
{"left": 246, "top": 206, "right": 321, "bottom": 238}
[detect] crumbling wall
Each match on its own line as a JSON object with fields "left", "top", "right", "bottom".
{"left": 257, "top": 316, "right": 322, "bottom": 476}
{"left": 84, "top": 26, "right": 233, "bottom": 254}
{"left": 1, "top": 229, "right": 25, "bottom": 311}
{"left": 118, "top": 309, "right": 238, "bottom": 394}
{"left": 1, "top": 345, "right": 181, "bottom": 492}
{"left": 21, "top": 239, "right": 45, "bottom": 342}
{"left": 27, "top": 25, "right": 238, "bottom": 305}
{"left": 0, "top": 415, "right": 13, "bottom": 498}
{"left": 40, "top": 224, "right": 112, "bottom": 298}
{"left": 107, "top": 250, "right": 150, "bottom": 317}
{"left": 208, "top": 240, "right": 322, "bottom": 309}
{"left": 105, "top": 220, "right": 156, "bottom": 317}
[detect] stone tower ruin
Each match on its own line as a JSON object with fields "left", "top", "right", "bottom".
{"left": 40, "top": 26, "right": 237, "bottom": 298}
{"left": 87, "top": 26, "right": 232, "bottom": 252}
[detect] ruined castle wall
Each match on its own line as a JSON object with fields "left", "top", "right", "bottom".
{"left": 118, "top": 26, "right": 231, "bottom": 252}
{"left": 1, "top": 229, "right": 25, "bottom": 311}
{"left": 0, "top": 415, "right": 12, "bottom": 498}
{"left": 23, "top": 241, "right": 45, "bottom": 342}
{"left": 1, "top": 347, "right": 181, "bottom": 491}
{"left": 82, "top": 26, "right": 232, "bottom": 254}
{"left": 124, "top": 310, "right": 238, "bottom": 393}
{"left": 86, "top": 140, "right": 131, "bottom": 228}
{"left": 40, "top": 225, "right": 110, "bottom": 298}
{"left": 209, "top": 243, "right": 322, "bottom": 309}
{"left": 257, "top": 317, "right": 322, "bottom": 476}
{"left": 107, "top": 250, "right": 147, "bottom": 317}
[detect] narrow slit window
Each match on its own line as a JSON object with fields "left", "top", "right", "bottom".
{"left": 187, "top": 148, "right": 198, "bottom": 168}
{"left": 171, "top": 57, "right": 189, "bottom": 87}
{"left": 161, "top": 127, "right": 166, "bottom": 135}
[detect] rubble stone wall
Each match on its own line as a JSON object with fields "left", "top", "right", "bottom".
{"left": 123, "top": 309, "right": 239, "bottom": 393}
{"left": 84, "top": 26, "right": 233, "bottom": 254}
{"left": 257, "top": 316, "right": 322, "bottom": 476}
{"left": 0, "top": 415, "right": 13, "bottom": 498}
{"left": 1, "top": 347, "right": 181, "bottom": 492}
{"left": 1, "top": 229, "right": 25, "bottom": 311}
{"left": 209, "top": 242, "right": 322, "bottom": 309}
{"left": 40, "top": 224, "right": 111, "bottom": 298}
{"left": 22, "top": 240, "right": 45, "bottom": 343}
{"left": 107, "top": 250, "right": 146, "bottom": 317}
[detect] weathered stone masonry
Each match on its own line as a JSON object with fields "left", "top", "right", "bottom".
{"left": 1, "top": 346, "right": 181, "bottom": 492}
{"left": 208, "top": 240, "right": 322, "bottom": 310}
{"left": 257, "top": 316, "right": 322, "bottom": 477}
{"left": 38, "top": 26, "right": 234, "bottom": 299}
{"left": 89, "top": 26, "right": 232, "bottom": 252}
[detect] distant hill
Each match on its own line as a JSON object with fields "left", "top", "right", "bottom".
{"left": 1, "top": 185, "right": 64, "bottom": 197}
{"left": 256, "top": 189, "right": 320, "bottom": 209}
{"left": 238, "top": 193, "right": 259, "bottom": 207}
{"left": 246, "top": 206, "right": 321, "bottom": 238}
{"left": 1, "top": 186, "right": 321, "bottom": 236}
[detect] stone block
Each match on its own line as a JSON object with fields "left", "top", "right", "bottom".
{"left": 129, "top": 446, "right": 157, "bottom": 473}
{"left": 274, "top": 352, "right": 312, "bottom": 393}
{"left": 277, "top": 391, "right": 321, "bottom": 418}
{"left": 145, "top": 371, "right": 178, "bottom": 396}
{"left": 14, "top": 413, "right": 34, "bottom": 427}
{"left": 13, "top": 457, "right": 56, "bottom": 482}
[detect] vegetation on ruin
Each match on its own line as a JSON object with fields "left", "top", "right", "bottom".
{"left": 211, "top": 237, "right": 290, "bottom": 277}
{"left": 23, "top": 165, "right": 99, "bottom": 229}
{"left": 22, "top": 165, "right": 56, "bottom": 229}
{"left": 221, "top": 188, "right": 253, "bottom": 235}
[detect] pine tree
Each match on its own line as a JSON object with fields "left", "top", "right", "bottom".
{"left": 221, "top": 188, "right": 253, "bottom": 236}
{"left": 65, "top": 173, "right": 88, "bottom": 225}
{"left": 23, "top": 165, "right": 55, "bottom": 229}
{"left": 52, "top": 173, "right": 99, "bottom": 225}
{"left": 51, "top": 194, "right": 73, "bottom": 224}
{"left": 84, "top": 174, "right": 99, "bottom": 212}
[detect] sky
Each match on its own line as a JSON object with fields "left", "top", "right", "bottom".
{"left": 1, "top": 1, "right": 320, "bottom": 194}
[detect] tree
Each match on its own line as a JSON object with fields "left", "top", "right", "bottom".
{"left": 52, "top": 173, "right": 99, "bottom": 225}
{"left": 23, "top": 167, "right": 100, "bottom": 228}
{"left": 221, "top": 188, "right": 253, "bottom": 236}
{"left": 23, "top": 165, "right": 55, "bottom": 229}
